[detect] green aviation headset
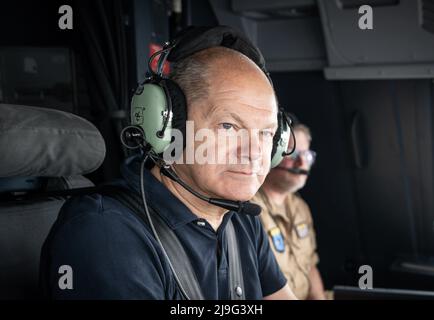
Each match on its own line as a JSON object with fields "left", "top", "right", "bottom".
{"left": 128, "top": 26, "right": 294, "bottom": 168}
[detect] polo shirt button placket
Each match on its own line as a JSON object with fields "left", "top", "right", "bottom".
{"left": 196, "top": 220, "right": 206, "bottom": 227}
{"left": 235, "top": 286, "right": 243, "bottom": 297}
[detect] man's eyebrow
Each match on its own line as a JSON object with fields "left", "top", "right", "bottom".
{"left": 227, "top": 112, "right": 246, "bottom": 126}
{"left": 223, "top": 111, "right": 277, "bottom": 129}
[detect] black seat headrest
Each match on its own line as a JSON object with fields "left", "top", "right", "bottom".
{"left": 0, "top": 104, "right": 106, "bottom": 178}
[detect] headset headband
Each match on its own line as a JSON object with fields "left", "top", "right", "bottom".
{"left": 166, "top": 26, "right": 271, "bottom": 83}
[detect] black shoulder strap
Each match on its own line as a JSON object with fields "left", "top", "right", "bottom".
{"left": 98, "top": 185, "right": 203, "bottom": 300}
{"left": 151, "top": 211, "right": 205, "bottom": 299}
{"left": 226, "top": 220, "right": 245, "bottom": 300}
{"left": 99, "top": 185, "right": 245, "bottom": 300}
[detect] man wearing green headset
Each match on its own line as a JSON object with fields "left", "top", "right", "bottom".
{"left": 40, "top": 26, "right": 297, "bottom": 300}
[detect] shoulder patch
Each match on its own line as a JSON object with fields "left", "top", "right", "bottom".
{"left": 295, "top": 222, "right": 309, "bottom": 239}
{"left": 268, "top": 227, "right": 285, "bottom": 253}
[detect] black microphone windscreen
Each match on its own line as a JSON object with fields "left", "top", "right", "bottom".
{"left": 241, "top": 202, "right": 262, "bottom": 216}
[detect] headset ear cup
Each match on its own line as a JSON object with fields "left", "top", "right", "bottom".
{"left": 270, "top": 111, "right": 290, "bottom": 168}
{"left": 271, "top": 127, "right": 281, "bottom": 167}
{"left": 130, "top": 81, "right": 174, "bottom": 154}
{"left": 163, "top": 79, "right": 187, "bottom": 149}
{"left": 271, "top": 143, "right": 286, "bottom": 168}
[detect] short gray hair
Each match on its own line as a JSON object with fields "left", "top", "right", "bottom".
{"left": 169, "top": 46, "right": 263, "bottom": 108}
{"left": 169, "top": 52, "right": 210, "bottom": 107}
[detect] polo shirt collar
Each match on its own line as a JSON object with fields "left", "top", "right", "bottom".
{"left": 120, "top": 155, "right": 198, "bottom": 229}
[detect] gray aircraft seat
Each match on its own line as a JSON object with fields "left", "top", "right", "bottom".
{"left": 0, "top": 104, "right": 106, "bottom": 299}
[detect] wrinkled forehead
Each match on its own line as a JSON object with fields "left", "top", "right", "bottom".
{"left": 207, "top": 84, "right": 277, "bottom": 127}
{"left": 184, "top": 49, "right": 278, "bottom": 127}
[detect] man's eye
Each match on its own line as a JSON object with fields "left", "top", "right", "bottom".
{"left": 261, "top": 129, "right": 274, "bottom": 138}
{"left": 219, "top": 123, "right": 234, "bottom": 130}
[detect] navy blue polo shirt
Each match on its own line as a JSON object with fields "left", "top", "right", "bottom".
{"left": 41, "top": 155, "right": 287, "bottom": 299}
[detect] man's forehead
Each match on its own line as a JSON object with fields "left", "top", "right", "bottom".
{"left": 294, "top": 130, "right": 311, "bottom": 150}
{"left": 210, "top": 101, "right": 277, "bottom": 118}
{"left": 207, "top": 81, "right": 277, "bottom": 112}
{"left": 192, "top": 53, "right": 277, "bottom": 121}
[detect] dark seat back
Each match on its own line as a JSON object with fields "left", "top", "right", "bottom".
{"left": 0, "top": 104, "right": 106, "bottom": 299}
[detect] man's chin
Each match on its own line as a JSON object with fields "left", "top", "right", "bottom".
{"left": 275, "top": 177, "right": 306, "bottom": 193}
{"left": 287, "top": 181, "right": 306, "bottom": 193}
{"left": 214, "top": 187, "right": 257, "bottom": 202}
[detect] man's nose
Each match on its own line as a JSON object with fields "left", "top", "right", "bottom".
{"left": 249, "top": 133, "right": 262, "bottom": 162}
{"left": 294, "top": 153, "right": 308, "bottom": 168}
